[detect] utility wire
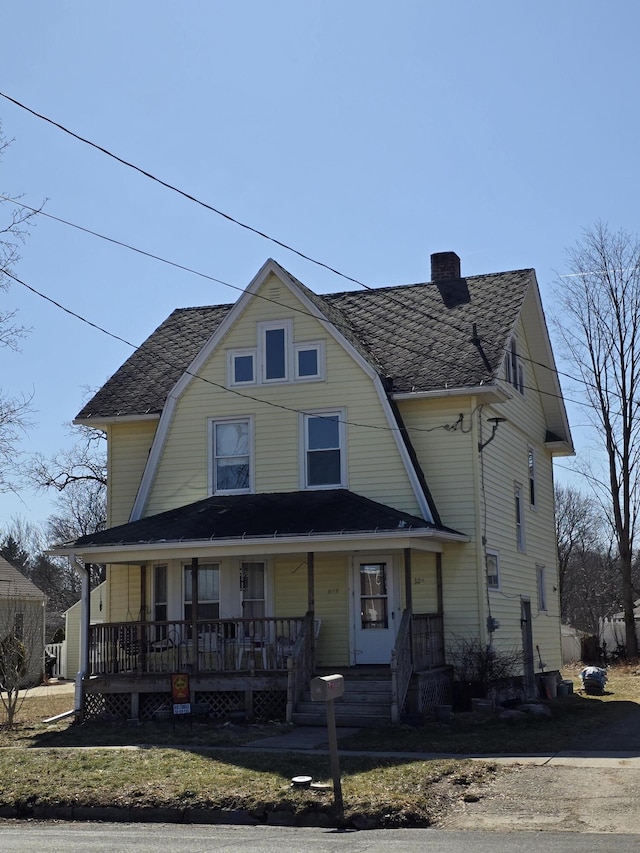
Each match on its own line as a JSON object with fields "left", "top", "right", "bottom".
{"left": 3, "top": 268, "right": 467, "bottom": 438}
{"left": 2, "top": 196, "right": 592, "bottom": 410}
{"left": 0, "top": 93, "right": 582, "bottom": 406}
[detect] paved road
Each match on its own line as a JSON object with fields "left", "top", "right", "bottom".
{"left": 1, "top": 824, "right": 639, "bottom": 853}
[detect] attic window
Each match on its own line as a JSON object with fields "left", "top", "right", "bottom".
{"left": 260, "top": 320, "right": 291, "bottom": 382}
{"left": 294, "top": 341, "right": 325, "bottom": 381}
{"left": 229, "top": 349, "right": 256, "bottom": 385}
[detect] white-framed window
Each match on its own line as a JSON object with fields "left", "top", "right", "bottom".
{"left": 184, "top": 563, "right": 220, "bottom": 624}
{"left": 210, "top": 417, "right": 252, "bottom": 494}
{"left": 515, "top": 482, "right": 525, "bottom": 551}
{"left": 259, "top": 319, "right": 291, "bottom": 383}
{"left": 486, "top": 549, "right": 500, "bottom": 590}
{"left": 302, "top": 409, "right": 346, "bottom": 488}
{"left": 228, "top": 348, "right": 256, "bottom": 385}
{"left": 537, "top": 564, "right": 547, "bottom": 611}
{"left": 528, "top": 447, "right": 536, "bottom": 508}
{"left": 294, "top": 340, "right": 325, "bottom": 381}
{"left": 153, "top": 564, "right": 168, "bottom": 639}
{"left": 241, "top": 561, "right": 266, "bottom": 618}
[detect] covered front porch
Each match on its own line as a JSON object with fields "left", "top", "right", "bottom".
{"left": 56, "top": 490, "right": 465, "bottom": 725}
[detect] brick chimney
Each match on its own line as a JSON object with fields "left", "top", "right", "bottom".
{"left": 431, "top": 251, "right": 461, "bottom": 281}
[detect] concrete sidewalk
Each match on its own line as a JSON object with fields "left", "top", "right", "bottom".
{"left": 18, "top": 679, "right": 75, "bottom": 699}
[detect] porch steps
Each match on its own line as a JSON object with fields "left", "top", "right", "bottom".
{"left": 291, "top": 669, "right": 393, "bottom": 728}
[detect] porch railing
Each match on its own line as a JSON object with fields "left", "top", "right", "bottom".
{"left": 285, "top": 611, "right": 315, "bottom": 722}
{"left": 391, "top": 611, "right": 445, "bottom": 722}
{"left": 88, "top": 617, "right": 305, "bottom": 677}
{"left": 390, "top": 608, "right": 412, "bottom": 723}
{"left": 412, "top": 613, "right": 445, "bottom": 670}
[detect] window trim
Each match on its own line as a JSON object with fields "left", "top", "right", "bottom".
{"left": 485, "top": 548, "right": 500, "bottom": 591}
{"left": 293, "top": 340, "right": 325, "bottom": 382}
{"left": 300, "top": 408, "right": 347, "bottom": 490}
{"left": 515, "top": 482, "right": 525, "bottom": 552}
{"left": 208, "top": 416, "right": 254, "bottom": 495}
{"left": 228, "top": 348, "right": 256, "bottom": 386}
{"left": 183, "top": 562, "right": 220, "bottom": 624}
{"left": 258, "top": 319, "right": 292, "bottom": 384}
{"left": 537, "top": 564, "right": 547, "bottom": 612}
{"left": 528, "top": 447, "right": 536, "bottom": 508}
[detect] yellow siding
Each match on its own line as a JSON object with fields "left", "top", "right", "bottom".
{"left": 273, "top": 552, "right": 349, "bottom": 667}
{"left": 107, "top": 563, "right": 142, "bottom": 622}
{"left": 144, "top": 272, "right": 421, "bottom": 517}
{"left": 107, "top": 421, "right": 157, "bottom": 527}
{"left": 407, "top": 551, "right": 438, "bottom": 612}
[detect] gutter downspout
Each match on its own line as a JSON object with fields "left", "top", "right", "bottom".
{"left": 69, "top": 553, "right": 90, "bottom": 719}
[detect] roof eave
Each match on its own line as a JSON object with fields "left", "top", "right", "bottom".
{"left": 50, "top": 527, "right": 469, "bottom": 561}
{"left": 74, "top": 413, "right": 161, "bottom": 427}
{"left": 392, "top": 384, "right": 510, "bottom": 403}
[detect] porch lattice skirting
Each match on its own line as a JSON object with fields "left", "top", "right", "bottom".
{"left": 83, "top": 686, "right": 287, "bottom": 722}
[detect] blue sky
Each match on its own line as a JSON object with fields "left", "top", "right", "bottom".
{"left": 1, "top": 1, "right": 639, "bottom": 533}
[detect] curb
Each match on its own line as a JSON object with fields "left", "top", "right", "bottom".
{"left": 0, "top": 803, "right": 341, "bottom": 828}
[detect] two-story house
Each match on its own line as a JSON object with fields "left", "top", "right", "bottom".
{"left": 53, "top": 251, "right": 573, "bottom": 725}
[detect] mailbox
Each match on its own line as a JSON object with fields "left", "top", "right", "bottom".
{"left": 310, "top": 674, "right": 345, "bottom": 701}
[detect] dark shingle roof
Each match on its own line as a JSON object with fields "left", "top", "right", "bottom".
{"left": 77, "top": 304, "right": 232, "bottom": 420}
{"left": 0, "top": 556, "right": 46, "bottom": 599}
{"left": 76, "top": 262, "right": 532, "bottom": 420}
{"left": 70, "top": 489, "right": 462, "bottom": 548}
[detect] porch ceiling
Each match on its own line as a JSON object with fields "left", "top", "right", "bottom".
{"left": 52, "top": 489, "right": 467, "bottom": 561}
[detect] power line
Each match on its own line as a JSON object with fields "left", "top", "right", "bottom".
{"left": 1, "top": 195, "right": 588, "bottom": 409}
{"left": 3, "top": 268, "right": 468, "bottom": 438}
{"left": 1, "top": 92, "right": 582, "bottom": 408}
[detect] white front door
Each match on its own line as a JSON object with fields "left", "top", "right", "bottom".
{"left": 352, "top": 558, "right": 397, "bottom": 664}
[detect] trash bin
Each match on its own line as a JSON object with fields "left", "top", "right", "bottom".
{"left": 542, "top": 674, "right": 557, "bottom": 699}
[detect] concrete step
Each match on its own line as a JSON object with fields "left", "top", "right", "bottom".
{"left": 291, "top": 710, "right": 391, "bottom": 728}
{"left": 295, "top": 699, "right": 392, "bottom": 718}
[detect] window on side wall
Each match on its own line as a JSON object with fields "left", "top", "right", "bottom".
{"left": 303, "top": 411, "right": 345, "bottom": 488}
{"left": 537, "top": 565, "right": 547, "bottom": 611}
{"left": 528, "top": 447, "right": 536, "bottom": 508}
{"left": 211, "top": 418, "right": 251, "bottom": 493}
{"left": 515, "top": 483, "right": 525, "bottom": 551}
{"left": 486, "top": 549, "right": 500, "bottom": 590}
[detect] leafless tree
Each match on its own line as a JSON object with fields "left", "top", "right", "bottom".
{"left": 554, "top": 223, "right": 640, "bottom": 657}
{"left": 0, "top": 121, "right": 43, "bottom": 494}
{"left": 0, "top": 589, "right": 44, "bottom": 728}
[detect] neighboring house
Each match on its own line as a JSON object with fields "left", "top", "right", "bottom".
{"left": 600, "top": 600, "right": 640, "bottom": 657}
{"left": 53, "top": 252, "right": 573, "bottom": 724}
{"left": 61, "top": 582, "right": 107, "bottom": 680}
{"left": 0, "top": 556, "right": 46, "bottom": 687}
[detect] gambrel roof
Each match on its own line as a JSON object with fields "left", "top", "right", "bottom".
{"left": 76, "top": 260, "right": 533, "bottom": 421}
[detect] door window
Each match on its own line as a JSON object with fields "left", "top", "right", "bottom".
{"left": 359, "top": 562, "right": 388, "bottom": 629}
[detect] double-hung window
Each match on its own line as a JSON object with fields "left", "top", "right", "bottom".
{"left": 184, "top": 563, "right": 220, "bottom": 624}
{"left": 303, "top": 410, "right": 345, "bottom": 488}
{"left": 515, "top": 482, "right": 525, "bottom": 551}
{"left": 486, "top": 549, "right": 500, "bottom": 590}
{"left": 537, "top": 565, "right": 547, "bottom": 611}
{"left": 211, "top": 418, "right": 252, "bottom": 493}
{"left": 528, "top": 447, "right": 536, "bottom": 508}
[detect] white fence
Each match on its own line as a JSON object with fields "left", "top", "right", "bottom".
{"left": 45, "top": 642, "right": 66, "bottom": 679}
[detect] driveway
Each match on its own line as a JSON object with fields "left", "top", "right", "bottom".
{"left": 441, "top": 705, "right": 640, "bottom": 834}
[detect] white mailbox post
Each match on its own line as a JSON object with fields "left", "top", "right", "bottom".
{"left": 310, "top": 674, "right": 345, "bottom": 817}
